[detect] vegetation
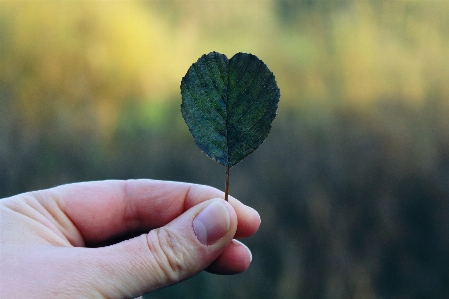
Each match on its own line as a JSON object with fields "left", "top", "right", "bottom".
{"left": 1, "top": 1, "right": 449, "bottom": 298}
{"left": 181, "top": 52, "right": 280, "bottom": 201}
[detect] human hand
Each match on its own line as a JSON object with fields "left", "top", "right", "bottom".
{"left": 0, "top": 180, "right": 260, "bottom": 298}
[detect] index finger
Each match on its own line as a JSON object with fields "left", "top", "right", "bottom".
{"left": 51, "top": 179, "right": 260, "bottom": 246}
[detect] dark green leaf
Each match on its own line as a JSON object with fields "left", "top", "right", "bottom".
{"left": 181, "top": 51, "right": 280, "bottom": 169}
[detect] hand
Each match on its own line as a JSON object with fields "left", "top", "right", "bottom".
{"left": 0, "top": 180, "right": 260, "bottom": 298}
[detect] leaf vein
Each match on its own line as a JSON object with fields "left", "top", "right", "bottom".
{"left": 228, "top": 98, "right": 275, "bottom": 152}
{"left": 228, "top": 56, "right": 254, "bottom": 113}
{"left": 229, "top": 122, "right": 273, "bottom": 164}
{"left": 227, "top": 71, "right": 275, "bottom": 137}
{"left": 183, "top": 67, "right": 226, "bottom": 140}
{"left": 203, "top": 55, "right": 227, "bottom": 111}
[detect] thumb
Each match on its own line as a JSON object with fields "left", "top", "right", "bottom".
{"left": 85, "top": 198, "right": 237, "bottom": 298}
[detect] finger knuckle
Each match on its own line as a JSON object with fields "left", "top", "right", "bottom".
{"left": 146, "top": 227, "right": 189, "bottom": 284}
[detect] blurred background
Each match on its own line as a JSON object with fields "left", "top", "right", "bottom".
{"left": 1, "top": 1, "right": 449, "bottom": 298}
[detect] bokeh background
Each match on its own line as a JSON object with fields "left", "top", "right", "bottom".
{"left": 1, "top": 1, "right": 449, "bottom": 298}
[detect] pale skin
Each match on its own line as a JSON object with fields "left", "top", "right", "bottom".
{"left": 0, "top": 179, "right": 260, "bottom": 298}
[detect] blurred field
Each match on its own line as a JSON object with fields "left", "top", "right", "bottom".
{"left": 1, "top": 1, "right": 449, "bottom": 298}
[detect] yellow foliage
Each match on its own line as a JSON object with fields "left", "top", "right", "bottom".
{"left": 0, "top": 1, "right": 179, "bottom": 133}
{"left": 330, "top": 2, "right": 449, "bottom": 106}
{"left": 1, "top": 0, "right": 449, "bottom": 134}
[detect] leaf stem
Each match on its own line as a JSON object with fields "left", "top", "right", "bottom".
{"left": 225, "top": 167, "right": 230, "bottom": 201}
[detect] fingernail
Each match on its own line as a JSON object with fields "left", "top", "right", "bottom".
{"left": 193, "top": 201, "right": 230, "bottom": 245}
{"left": 233, "top": 239, "right": 252, "bottom": 262}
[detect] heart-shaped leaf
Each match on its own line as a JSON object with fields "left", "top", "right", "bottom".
{"left": 180, "top": 51, "right": 280, "bottom": 200}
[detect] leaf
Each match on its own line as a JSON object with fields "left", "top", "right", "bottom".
{"left": 180, "top": 52, "right": 280, "bottom": 169}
